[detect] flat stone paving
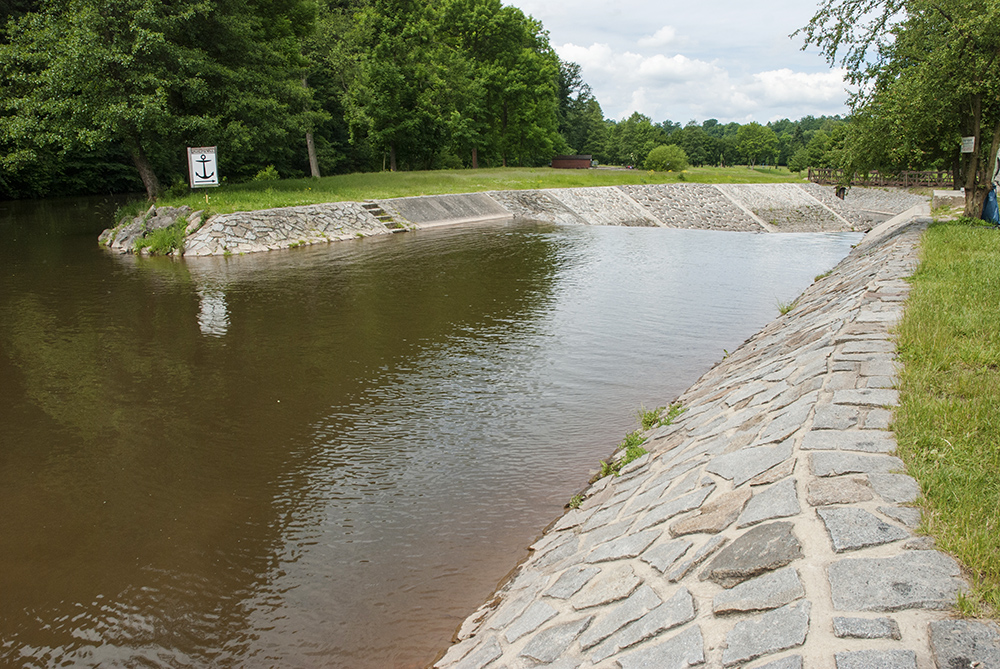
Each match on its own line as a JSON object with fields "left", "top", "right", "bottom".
{"left": 434, "top": 206, "right": 1000, "bottom": 669}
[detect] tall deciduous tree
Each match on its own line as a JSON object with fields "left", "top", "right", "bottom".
{"left": 800, "top": 0, "right": 1000, "bottom": 215}
{"left": 735, "top": 122, "right": 778, "bottom": 167}
{"left": 0, "top": 0, "right": 314, "bottom": 200}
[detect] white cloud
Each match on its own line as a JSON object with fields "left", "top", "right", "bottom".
{"left": 512, "top": 0, "right": 850, "bottom": 123}
{"left": 637, "top": 54, "right": 719, "bottom": 84}
{"left": 637, "top": 26, "right": 677, "bottom": 48}
{"left": 555, "top": 40, "right": 849, "bottom": 123}
{"left": 746, "top": 68, "right": 849, "bottom": 106}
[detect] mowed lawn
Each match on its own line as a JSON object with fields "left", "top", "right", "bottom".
{"left": 156, "top": 165, "right": 803, "bottom": 215}
{"left": 894, "top": 218, "right": 1000, "bottom": 618}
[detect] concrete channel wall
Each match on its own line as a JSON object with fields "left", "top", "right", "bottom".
{"left": 177, "top": 183, "right": 927, "bottom": 256}
{"left": 432, "top": 205, "right": 1000, "bottom": 669}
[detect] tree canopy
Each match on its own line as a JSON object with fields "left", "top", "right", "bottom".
{"left": 0, "top": 0, "right": 315, "bottom": 200}
{"left": 800, "top": 0, "right": 1000, "bottom": 214}
{"left": 0, "top": 0, "right": 859, "bottom": 202}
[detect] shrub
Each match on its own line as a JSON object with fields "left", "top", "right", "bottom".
{"left": 644, "top": 145, "right": 689, "bottom": 172}
{"left": 252, "top": 165, "right": 280, "bottom": 182}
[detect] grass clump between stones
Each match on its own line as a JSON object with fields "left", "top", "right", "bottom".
{"left": 135, "top": 218, "right": 187, "bottom": 255}
{"left": 637, "top": 402, "right": 686, "bottom": 430}
{"left": 777, "top": 297, "right": 799, "bottom": 315}
{"left": 589, "top": 403, "right": 686, "bottom": 484}
{"left": 893, "top": 218, "right": 1000, "bottom": 618}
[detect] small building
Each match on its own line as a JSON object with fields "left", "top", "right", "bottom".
{"left": 551, "top": 155, "right": 593, "bottom": 169}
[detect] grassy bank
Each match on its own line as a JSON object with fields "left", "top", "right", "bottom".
{"left": 893, "top": 218, "right": 1000, "bottom": 617}
{"left": 155, "top": 166, "right": 803, "bottom": 215}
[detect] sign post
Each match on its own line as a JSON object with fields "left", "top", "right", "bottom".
{"left": 188, "top": 147, "right": 220, "bottom": 188}
{"left": 961, "top": 136, "right": 976, "bottom": 153}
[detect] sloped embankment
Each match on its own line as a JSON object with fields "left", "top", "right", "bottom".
{"left": 432, "top": 204, "right": 1000, "bottom": 668}
{"left": 100, "top": 184, "right": 928, "bottom": 256}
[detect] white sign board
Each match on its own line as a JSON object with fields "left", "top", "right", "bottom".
{"left": 188, "top": 146, "right": 219, "bottom": 188}
{"left": 961, "top": 136, "right": 976, "bottom": 153}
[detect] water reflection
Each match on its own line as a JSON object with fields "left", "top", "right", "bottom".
{"left": 0, "top": 207, "right": 862, "bottom": 668}
{"left": 198, "top": 287, "right": 230, "bottom": 337}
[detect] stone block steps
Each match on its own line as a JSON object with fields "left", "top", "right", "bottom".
{"left": 362, "top": 201, "right": 404, "bottom": 231}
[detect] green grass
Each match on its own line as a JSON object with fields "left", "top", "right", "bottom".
{"left": 134, "top": 218, "right": 188, "bottom": 256}
{"left": 637, "top": 402, "right": 686, "bottom": 430}
{"left": 155, "top": 166, "right": 805, "bottom": 215}
{"left": 591, "top": 403, "right": 689, "bottom": 483}
{"left": 893, "top": 216, "right": 1000, "bottom": 618}
{"left": 595, "top": 431, "right": 648, "bottom": 480}
{"left": 638, "top": 405, "right": 667, "bottom": 431}
{"left": 777, "top": 297, "right": 799, "bottom": 315}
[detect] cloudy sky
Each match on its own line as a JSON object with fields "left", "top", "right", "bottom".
{"left": 506, "top": 0, "right": 852, "bottom": 125}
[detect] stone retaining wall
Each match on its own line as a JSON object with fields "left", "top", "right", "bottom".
{"left": 182, "top": 201, "right": 390, "bottom": 257}
{"left": 102, "top": 184, "right": 929, "bottom": 256}
{"left": 432, "top": 204, "right": 1000, "bottom": 669}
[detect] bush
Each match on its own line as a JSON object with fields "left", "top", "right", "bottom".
{"left": 644, "top": 145, "right": 689, "bottom": 172}
{"left": 252, "top": 165, "right": 280, "bottom": 182}
{"left": 439, "top": 153, "right": 464, "bottom": 170}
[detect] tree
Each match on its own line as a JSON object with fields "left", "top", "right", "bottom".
{"left": 344, "top": 0, "right": 442, "bottom": 172}
{"left": 672, "top": 124, "right": 715, "bottom": 167}
{"left": 644, "top": 145, "right": 688, "bottom": 172}
{"left": 736, "top": 122, "right": 778, "bottom": 167}
{"left": 475, "top": 4, "right": 564, "bottom": 167}
{"left": 603, "top": 112, "right": 666, "bottom": 166}
{"left": 800, "top": 0, "right": 1000, "bottom": 215}
{"left": 0, "top": 0, "right": 315, "bottom": 200}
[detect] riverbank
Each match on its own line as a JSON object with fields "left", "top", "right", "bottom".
{"left": 153, "top": 166, "right": 810, "bottom": 216}
{"left": 433, "top": 206, "right": 1000, "bottom": 668}
{"left": 101, "top": 183, "right": 928, "bottom": 256}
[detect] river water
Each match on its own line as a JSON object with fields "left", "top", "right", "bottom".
{"left": 0, "top": 196, "right": 861, "bottom": 668}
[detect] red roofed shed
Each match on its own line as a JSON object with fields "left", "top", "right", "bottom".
{"left": 551, "top": 155, "right": 592, "bottom": 169}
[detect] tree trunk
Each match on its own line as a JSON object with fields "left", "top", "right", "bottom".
{"left": 389, "top": 143, "right": 397, "bottom": 172}
{"left": 953, "top": 151, "right": 962, "bottom": 190}
{"left": 501, "top": 102, "right": 508, "bottom": 168}
{"left": 979, "top": 117, "right": 1000, "bottom": 217}
{"left": 306, "top": 131, "right": 321, "bottom": 178}
{"left": 964, "top": 94, "right": 982, "bottom": 217}
{"left": 471, "top": 146, "right": 478, "bottom": 169}
{"left": 302, "top": 78, "right": 321, "bottom": 178}
{"left": 130, "top": 141, "right": 160, "bottom": 202}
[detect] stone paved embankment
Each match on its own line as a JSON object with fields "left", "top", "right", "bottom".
{"left": 432, "top": 206, "right": 1000, "bottom": 669}
{"left": 102, "top": 183, "right": 929, "bottom": 256}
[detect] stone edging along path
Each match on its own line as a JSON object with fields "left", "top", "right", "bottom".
{"left": 101, "top": 182, "right": 928, "bottom": 255}
{"left": 431, "top": 205, "right": 1000, "bottom": 669}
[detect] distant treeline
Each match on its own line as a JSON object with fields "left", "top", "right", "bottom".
{"left": 1, "top": 0, "right": 846, "bottom": 201}
{"left": 587, "top": 114, "right": 848, "bottom": 171}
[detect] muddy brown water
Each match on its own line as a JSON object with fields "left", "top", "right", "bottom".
{"left": 0, "top": 196, "right": 861, "bottom": 667}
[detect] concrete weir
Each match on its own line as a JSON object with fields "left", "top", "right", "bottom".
{"left": 178, "top": 183, "right": 927, "bottom": 256}
{"left": 432, "top": 205, "right": 1000, "bottom": 669}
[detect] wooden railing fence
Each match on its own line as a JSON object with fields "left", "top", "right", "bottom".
{"left": 808, "top": 168, "right": 955, "bottom": 189}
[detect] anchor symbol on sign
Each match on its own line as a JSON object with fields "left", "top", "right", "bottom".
{"left": 195, "top": 153, "right": 215, "bottom": 180}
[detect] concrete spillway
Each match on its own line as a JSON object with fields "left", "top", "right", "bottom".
{"left": 178, "top": 183, "right": 927, "bottom": 257}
